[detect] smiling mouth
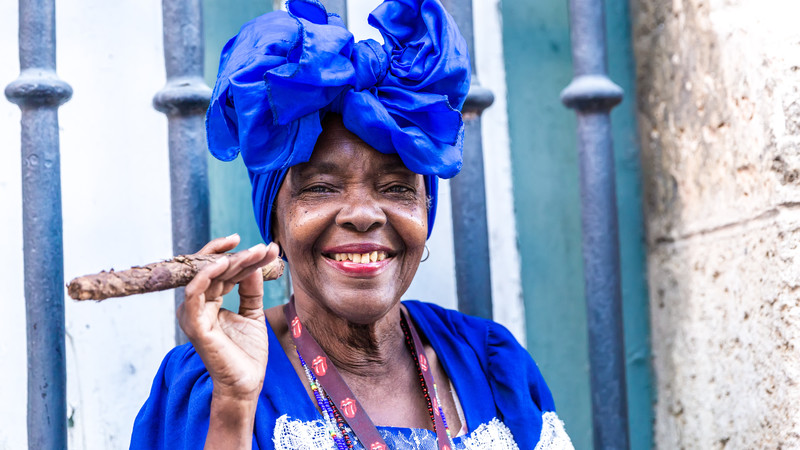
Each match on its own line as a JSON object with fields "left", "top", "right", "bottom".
{"left": 324, "top": 251, "right": 389, "bottom": 263}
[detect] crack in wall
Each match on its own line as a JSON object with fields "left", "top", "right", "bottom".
{"left": 652, "top": 201, "right": 800, "bottom": 246}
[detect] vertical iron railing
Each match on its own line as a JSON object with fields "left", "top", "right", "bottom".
{"left": 154, "top": 0, "right": 212, "bottom": 345}
{"left": 560, "top": 0, "right": 629, "bottom": 448}
{"left": 4, "top": 0, "right": 72, "bottom": 448}
{"left": 322, "top": 0, "right": 347, "bottom": 19}
{"left": 441, "top": 0, "right": 495, "bottom": 320}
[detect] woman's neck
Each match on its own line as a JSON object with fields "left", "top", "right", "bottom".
{"left": 293, "top": 295, "right": 409, "bottom": 380}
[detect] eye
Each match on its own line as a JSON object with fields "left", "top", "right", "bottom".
{"left": 303, "top": 184, "right": 335, "bottom": 194}
{"left": 385, "top": 184, "right": 414, "bottom": 194}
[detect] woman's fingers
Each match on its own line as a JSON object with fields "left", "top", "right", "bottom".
{"left": 235, "top": 243, "right": 277, "bottom": 316}
{"left": 237, "top": 269, "right": 265, "bottom": 320}
{"left": 214, "top": 243, "right": 270, "bottom": 286}
{"left": 180, "top": 257, "right": 231, "bottom": 339}
{"left": 226, "top": 243, "right": 280, "bottom": 285}
{"left": 184, "top": 243, "right": 273, "bottom": 309}
{"left": 198, "top": 233, "right": 240, "bottom": 255}
{"left": 180, "top": 241, "right": 278, "bottom": 339}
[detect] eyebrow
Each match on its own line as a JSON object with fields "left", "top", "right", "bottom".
{"left": 294, "top": 159, "right": 415, "bottom": 178}
{"left": 294, "top": 161, "right": 342, "bottom": 177}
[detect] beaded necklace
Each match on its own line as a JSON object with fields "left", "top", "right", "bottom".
{"left": 285, "top": 299, "right": 455, "bottom": 450}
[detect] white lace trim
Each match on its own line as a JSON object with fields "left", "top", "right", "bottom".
{"left": 273, "top": 415, "right": 336, "bottom": 450}
{"left": 534, "top": 412, "right": 574, "bottom": 450}
{"left": 272, "top": 412, "right": 570, "bottom": 449}
{"left": 460, "top": 418, "right": 519, "bottom": 449}
{"left": 381, "top": 427, "right": 440, "bottom": 448}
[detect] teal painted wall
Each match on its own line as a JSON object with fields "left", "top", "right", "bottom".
{"left": 606, "top": 0, "right": 654, "bottom": 447}
{"left": 203, "top": 0, "right": 289, "bottom": 310}
{"left": 502, "top": 0, "right": 653, "bottom": 448}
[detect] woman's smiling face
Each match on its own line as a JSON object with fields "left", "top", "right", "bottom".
{"left": 272, "top": 115, "right": 428, "bottom": 324}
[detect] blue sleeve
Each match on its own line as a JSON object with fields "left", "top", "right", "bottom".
{"left": 130, "top": 344, "right": 215, "bottom": 450}
{"left": 485, "top": 320, "right": 556, "bottom": 448}
{"left": 403, "top": 300, "right": 558, "bottom": 449}
{"left": 131, "top": 320, "right": 312, "bottom": 450}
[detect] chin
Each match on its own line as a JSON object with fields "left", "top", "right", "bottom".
{"left": 323, "top": 288, "right": 402, "bottom": 325}
{"left": 300, "top": 286, "right": 400, "bottom": 325}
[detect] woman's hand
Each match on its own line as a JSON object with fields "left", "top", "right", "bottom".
{"left": 177, "top": 235, "right": 279, "bottom": 449}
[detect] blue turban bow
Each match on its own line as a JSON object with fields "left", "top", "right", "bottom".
{"left": 206, "top": 0, "right": 470, "bottom": 244}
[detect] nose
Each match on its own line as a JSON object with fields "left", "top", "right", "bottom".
{"left": 335, "top": 190, "right": 386, "bottom": 233}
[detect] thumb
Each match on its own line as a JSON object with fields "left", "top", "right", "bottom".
{"left": 238, "top": 266, "right": 265, "bottom": 319}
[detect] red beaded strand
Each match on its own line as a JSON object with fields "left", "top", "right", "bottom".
{"left": 400, "top": 316, "right": 441, "bottom": 434}
{"left": 328, "top": 396, "right": 355, "bottom": 449}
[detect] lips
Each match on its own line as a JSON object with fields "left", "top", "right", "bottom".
{"left": 321, "top": 244, "right": 395, "bottom": 276}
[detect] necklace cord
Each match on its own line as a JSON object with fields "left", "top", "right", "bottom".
{"left": 285, "top": 299, "right": 454, "bottom": 449}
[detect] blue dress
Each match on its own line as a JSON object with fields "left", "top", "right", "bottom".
{"left": 130, "top": 301, "right": 572, "bottom": 449}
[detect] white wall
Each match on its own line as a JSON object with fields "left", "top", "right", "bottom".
{"left": 0, "top": 0, "right": 175, "bottom": 448}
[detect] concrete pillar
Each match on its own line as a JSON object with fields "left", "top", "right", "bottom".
{"left": 632, "top": 0, "right": 800, "bottom": 447}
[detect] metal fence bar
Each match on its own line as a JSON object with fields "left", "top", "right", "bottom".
{"left": 154, "top": 0, "right": 212, "bottom": 345}
{"left": 560, "top": 0, "right": 629, "bottom": 448}
{"left": 440, "top": 0, "right": 495, "bottom": 319}
{"left": 322, "top": 0, "right": 347, "bottom": 20}
{"left": 4, "top": 0, "right": 72, "bottom": 447}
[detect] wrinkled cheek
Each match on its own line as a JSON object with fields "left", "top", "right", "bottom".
{"left": 394, "top": 207, "right": 428, "bottom": 252}
{"left": 280, "top": 209, "right": 329, "bottom": 259}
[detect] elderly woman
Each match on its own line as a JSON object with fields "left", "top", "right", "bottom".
{"left": 131, "top": 0, "right": 572, "bottom": 448}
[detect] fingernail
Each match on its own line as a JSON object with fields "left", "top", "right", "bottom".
{"left": 248, "top": 243, "right": 265, "bottom": 252}
{"left": 226, "top": 233, "right": 239, "bottom": 240}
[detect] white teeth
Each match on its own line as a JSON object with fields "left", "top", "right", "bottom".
{"left": 330, "top": 251, "right": 389, "bottom": 263}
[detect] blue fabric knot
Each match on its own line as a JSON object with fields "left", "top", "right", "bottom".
{"left": 206, "top": 0, "right": 470, "bottom": 243}
{"left": 351, "top": 39, "right": 389, "bottom": 91}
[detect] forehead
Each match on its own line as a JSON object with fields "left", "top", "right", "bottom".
{"left": 295, "top": 116, "right": 413, "bottom": 177}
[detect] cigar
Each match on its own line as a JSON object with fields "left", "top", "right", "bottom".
{"left": 68, "top": 254, "right": 284, "bottom": 301}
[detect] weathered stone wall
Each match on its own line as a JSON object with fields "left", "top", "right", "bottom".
{"left": 631, "top": 0, "right": 800, "bottom": 447}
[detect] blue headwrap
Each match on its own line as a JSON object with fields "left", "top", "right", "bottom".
{"left": 206, "top": 0, "right": 470, "bottom": 243}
